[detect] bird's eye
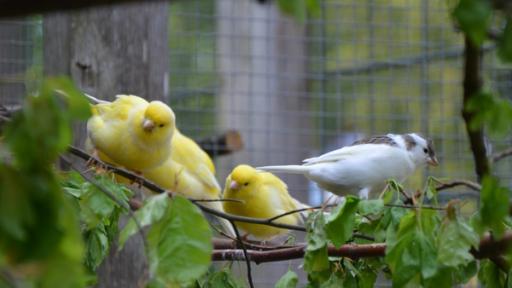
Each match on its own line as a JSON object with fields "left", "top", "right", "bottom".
{"left": 423, "top": 148, "right": 428, "bottom": 153}
{"left": 158, "top": 124, "right": 164, "bottom": 128}
{"left": 244, "top": 182, "right": 249, "bottom": 186}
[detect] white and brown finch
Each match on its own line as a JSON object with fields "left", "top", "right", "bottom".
{"left": 257, "top": 133, "right": 438, "bottom": 199}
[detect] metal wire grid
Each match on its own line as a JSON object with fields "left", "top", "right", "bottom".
{"left": 0, "top": 0, "right": 510, "bottom": 287}
{"left": 0, "top": 19, "right": 41, "bottom": 107}
{"left": 168, "top": 0, "right": 512, "bottom": 208}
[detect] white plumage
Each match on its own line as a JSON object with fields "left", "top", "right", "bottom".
{"left": 257, "top": 133, "right": 438, "bottom": 199}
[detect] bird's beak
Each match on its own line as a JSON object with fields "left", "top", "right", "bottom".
{"left": 230, "top": 180, "right": 240, "bottom": 191}
{"left": 142, "top": 119, "right": 155, "bottom": 132}
{"left": 427, "top": 156, "right": 439, "bottom": 167}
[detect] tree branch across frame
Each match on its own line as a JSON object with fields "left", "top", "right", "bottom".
{"left": 66, "top": 145, "right": 512, "bottom": 265}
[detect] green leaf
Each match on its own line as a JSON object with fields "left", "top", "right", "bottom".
{"left": 466, "top": 91, "right": 512, "bottom": 135}
{"left": 304, "top": 211, "right": 329, "bottom": 283}
{"left": 499, "top": 18, "right": 512, "bottom": 62}
{"left": 325, "top": 196, "right": 360, "bottom": 247}
{"left": 277, "top": 0, "right": 320, "bottom": 23}
{"left": 385, "top": 211, "right": 439, "bottom": 287}
{"left": 478, "top": 260, "right": 507, "bottom": 287}
{"left": 479, "top": 176, "right": 509, "bottom": 236}
{"left": 44, "top": 76, "right": 91, "bottom": 120}
{"left": 357, "top": 199, "right": 384, "bottom": 216}
{"left": 202, "top": 269, "right": 244, "bottom": 288}
{"left": 437, "top": 211, "right": 478, "bottom": 268}
{"left": 119, "top": 193, "right": 168, "bottom": 249}
{"left": 148, "top": 196, "right": 212, "bottom": 286}
{"left": 275, "top": 270, "right": 298, "bottom": 288}
{"left": 83, "top": 226, "right": 109, "bottom": 272}
{"left": 452, "top": 0, "right": 492, "bottom": 45}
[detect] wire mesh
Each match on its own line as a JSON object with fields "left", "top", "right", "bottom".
{"left": 1, "top": 0, "right": 512, "bottom": 286}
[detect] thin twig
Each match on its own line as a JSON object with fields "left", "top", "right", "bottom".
{"left": 492, "top": 147, "right": 512, "bottom": 163}
{"left": 434, "top": 179, "right": 482, "bottom": 192}
{"left": 229, "top": 220, "right": 254, "bottom": 288}
{"left": 384, "top": 203, "right": 447, "bottom": 211}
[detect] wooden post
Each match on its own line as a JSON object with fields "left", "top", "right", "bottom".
{"left": 43, "top": 3, "right": 169, "bottom": 287}
{"left": 216, "top": 0, "right": 310, "bottom": 202}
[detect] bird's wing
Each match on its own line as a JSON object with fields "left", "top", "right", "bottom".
{"left": 303, "top": 144, "right": 394, "bottom": 165}
{"left": 194, "top": 164, "right": 221, "bottom": 191}
{"left": 171, "top": 130, "right": 216, "bottom": 173}
{"left": 93, "top": 95, "right": 147, "bottom": 122}
{"left": 262, "top": 173, "right": 299, "bottom": 214}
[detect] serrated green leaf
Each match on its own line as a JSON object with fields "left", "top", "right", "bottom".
{"left": 452, "top": 0, "right": 492, "bottom": 45}
{"left": 437, "top": 214, "right": 478, "bottom": 267}
{"left": 148, "top": 196, "right": 212, "bottom": 286}
{"left": 480, "top": 176, "right": 509, "bottom": 236}
{"left": 275, "top": 270, "right": 298, "bottom": 288}
{"left": 119, "top": 193, "right": 169, "bottom": 249}
{"left": 385, "top": 210, "right": 439, "bottom": 287}
{"left": 325, "top": 196, "right": 360, "bottom": 247}
{"left": 358, "top": 199, "right": 384, "bottom": 216}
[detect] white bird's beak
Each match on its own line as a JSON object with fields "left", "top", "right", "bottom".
{"left": 427, "top": 156, "right": 439, "bottom": 167}
{"left": 230, "top": 180, "right": 240, "bottom": 191}
{"left": 143, "top": 119, "right": 155, "bottom": 132}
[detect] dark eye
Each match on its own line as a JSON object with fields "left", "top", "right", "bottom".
{"left": 423, "top": 148, "right": 428, "bottom": 154}
{"left": 158, "top": 124, "right": 164, "bottom": 128}
{"left": 244, "top": 182, "right": 249, "bottom": 186}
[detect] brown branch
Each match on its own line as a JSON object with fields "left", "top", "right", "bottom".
{"left": 434, "top": 179, "right": 482, "bottom": 192}
{"left": 213, "top": 231, "right": 512, "bottom": 264}
{"left": 492, "top": 147, "right": 512, "bottom": 163}
{"left": 461, "top": 36, "right": 490, "bottom": 182}
{"left": 197, "top": 130, "right": 244, "bottom": 158}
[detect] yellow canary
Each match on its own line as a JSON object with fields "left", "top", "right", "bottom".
{"left": 223, "top": 164, "right": 306, "bottom": 240}
{"left": 142, "top": 129, "right": 235, "bottom": 236}
{"left": 86, "top": 95, "right": 175, "bottom": 172}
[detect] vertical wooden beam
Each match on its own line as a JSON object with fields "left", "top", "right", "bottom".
{"left": 43, "top": 3, "right": 169, "bottom": 287}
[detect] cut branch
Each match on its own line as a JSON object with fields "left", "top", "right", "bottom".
{"left": 197, "top": 130, "right": 244, "bottom": 158}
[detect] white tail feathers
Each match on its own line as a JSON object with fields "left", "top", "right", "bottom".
{"left": 203, "top": 200, "right": 235, "bottom": 237}
{"left": 257, "top": 165, "right": 309, "bottom": 175}
{"left": 84, "top": 93, "right": 109, "bottom": 104}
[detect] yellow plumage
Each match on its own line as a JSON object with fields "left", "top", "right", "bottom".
{"left": 223, "top": 164, "right": 304, "bottom": 240}
{"left": 142, "top": 129, "right": 234, "bottom": 236}
{"left": 86, "top": 95, "right": 175, "bottom": 172}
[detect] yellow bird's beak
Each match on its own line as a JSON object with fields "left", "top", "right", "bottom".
{"left": 230, "top": 180, "right": 240, "bottom": 191}
{"left": 143, "top": 119, "right": 155, "bottom": 132}
{"left": 427, "top": 156, "right": 439, "bottom": 167}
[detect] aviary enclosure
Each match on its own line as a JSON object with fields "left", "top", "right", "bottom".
{"left": 1, "top": 0, "right": 512, "bottom": 287}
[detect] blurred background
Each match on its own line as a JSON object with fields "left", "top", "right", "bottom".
{"left": 1, "top": 0, "right": 511, "bottom": 286}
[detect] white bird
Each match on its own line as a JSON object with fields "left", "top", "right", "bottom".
{"left": 257, "top": 133, "right": 438, "bottom": 199}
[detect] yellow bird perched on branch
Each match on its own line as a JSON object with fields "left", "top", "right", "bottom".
{"left": 143, "top": 129, "right": 235, "bottom": 236}
{"left": 223, "top": 164, "right": 308, "bottom": 240}
{"left": 86, "top": 94, "right": 175, "bottom": 172}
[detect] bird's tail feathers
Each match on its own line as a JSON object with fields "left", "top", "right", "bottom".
{"left": 257, "top": 165, "right": 309, "bottom": 174}
{"left": 84, "top": 93, "right": 110, "bottom": 104}
{"left": 203, "top": 200, "right": 236, "bottom": 237}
